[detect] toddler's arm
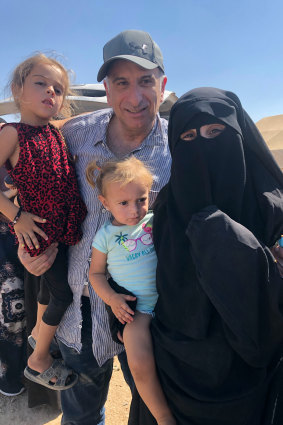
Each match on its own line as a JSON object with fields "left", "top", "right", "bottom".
{"left": 89, "top": 247, "right": 136, "bottom": 324}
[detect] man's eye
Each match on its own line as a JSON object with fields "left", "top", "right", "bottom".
{"left": 180, "top": 129, "right": 197, "bottom": 141}
{"left": 141, "top": 78, "right": 153, "bottom": 85}
{"left": 117, "top": 81, "right": 128, "bottom": 87}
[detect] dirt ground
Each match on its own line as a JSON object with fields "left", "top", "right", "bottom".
{"left": 0, "top": 357, "right": 131, "bottom": 425}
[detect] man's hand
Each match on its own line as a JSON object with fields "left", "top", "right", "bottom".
{"left": 18, "top": 243, "right": 58, "bottom": 276}
{"left": 272, "top": 245, "right": 283, "bottom": 278}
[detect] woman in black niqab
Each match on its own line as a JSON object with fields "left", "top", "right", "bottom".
{"left": 129, "top": 88, "right": 283, "bottom": 425}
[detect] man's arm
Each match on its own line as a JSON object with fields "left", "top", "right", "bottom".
{"left": 18, "top": 243, "right": 58, "bottom": 276}
{"left": 50, "top": 117, "right": 73, "bottom": 129}
{"left": 51, "top": 112, "right": 93, "bottom": 129}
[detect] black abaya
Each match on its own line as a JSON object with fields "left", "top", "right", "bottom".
{"left": 129, "top": 88, "right": 283, "bottom": 425}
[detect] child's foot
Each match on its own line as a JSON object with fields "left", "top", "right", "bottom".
{"left": 24, "top": 358, "right": 77, "bottom": 391}
{"left": 28, "top": 352, "right": 56, "bottom": 383}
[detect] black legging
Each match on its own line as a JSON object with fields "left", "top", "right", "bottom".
{"left": 25, "top": 243, "right": 73, "bottom": 326}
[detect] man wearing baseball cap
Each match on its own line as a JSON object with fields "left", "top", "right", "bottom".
{"left": 20, "top": 30, "right": 171, "bottom": 425}
{"left": 97, "top": 29, "right": 165, "bottom": 81}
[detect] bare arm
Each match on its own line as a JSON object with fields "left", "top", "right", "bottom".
{"left": 89, "top": 247, "right": 136, "bottom": 323}
{"left": 0, "top": 126, "right": 21, "bottom": 219}
{"left": 0, "top": 126, "right": 48, "bottom": 249}
{"left": 50, "top": 112, "right": 93, "bottom": 129}
{"left": 50, "top": 117, "right": 73, "bottom": 129}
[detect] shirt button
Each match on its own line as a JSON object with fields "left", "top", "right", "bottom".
{"left": 102, "top": 208, "right": 107, "bottom": 213}
{"left": 84, "top": 281, "right": 88, "bottom": 286}
{"left": 78, "top": 325, "right": 82, "bottom": 329}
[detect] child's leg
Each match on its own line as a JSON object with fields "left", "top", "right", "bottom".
{"left": 123, "top": 312, "right": 176, "bottom": 425}
{"left": 28, "top": 320, "right": 57, "bottom": 376}
{"left": 31, "top": 302, "right": 47, "bottom": 340}
{"left": 28, "top": 245, "right": 73, "bottom": 376}
{"left": 30, "top": 274, "right": 50, "bottom": 341}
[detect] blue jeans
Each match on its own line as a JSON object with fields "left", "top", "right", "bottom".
{"left": 58, "top": 296, "right": 134, "bottom": 425}
{"left": 58, "top": 297, "right": 113, "bottom": 425}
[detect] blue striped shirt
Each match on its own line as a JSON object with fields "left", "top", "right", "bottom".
{"left": 56, "top": 108, "right": 171, "bottom": 366}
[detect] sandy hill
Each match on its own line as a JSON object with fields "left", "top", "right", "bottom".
{"left": 257, "top": 114, "right": 283, "bottom": 169}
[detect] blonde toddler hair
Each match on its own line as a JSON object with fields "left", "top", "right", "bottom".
{"left": 86, "top": 156, "right": 153, "bottom": 196}
{"left": 10, "top": 53, "right": 73, "bottom": 117}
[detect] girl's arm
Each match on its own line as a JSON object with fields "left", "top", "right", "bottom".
{"left": 0, "top": 126, "right": 23, "bottom": 219}
{"left": 89, "top": 247, "right": 135, "bottom": 324}
{"left": 0, "top": 126, "right": 48, "bottom": 249}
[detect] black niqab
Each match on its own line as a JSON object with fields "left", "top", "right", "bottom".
{"left": 129, "top": 88, "right": 283, "bottom": 425}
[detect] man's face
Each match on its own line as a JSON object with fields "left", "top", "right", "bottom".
{"left": 104, "top": 60, "right": 167, "bottom": 135}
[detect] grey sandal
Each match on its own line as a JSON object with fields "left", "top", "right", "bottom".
{"left": 24, "top": 359, "right": 78, "bottom": 391}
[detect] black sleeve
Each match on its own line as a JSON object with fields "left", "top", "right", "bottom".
{"left": 186, "top": 205, "right": 283, "bottom": 368}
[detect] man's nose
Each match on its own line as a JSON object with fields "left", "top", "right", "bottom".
{"left": 128, "top": 84, "right": 143, "bottom": 106}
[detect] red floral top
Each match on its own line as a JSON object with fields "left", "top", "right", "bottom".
{"left": 5, "top": 123, "right": 87, "bottom": 256}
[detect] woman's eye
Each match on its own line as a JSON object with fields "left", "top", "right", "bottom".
{"left": 200, "top": 124, "right": 226, "bottom": 139}
{"left": 180, "top": 129, "right": 197, "bottom": 141}
{"left": 209, "top": 128, "right": 221, "bottom": 135}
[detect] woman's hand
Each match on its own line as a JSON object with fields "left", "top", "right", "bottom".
{"left": 18, "top": 242, "right": 58, "bottom": 276}
{"left": 272, "top": 245, "right": 283, "bottom": 278}
{"left": 108, "top": 293, "right": 136, "bottom": 324}
{"left": 14, "top": 211, "right": 48, "bottom": 250}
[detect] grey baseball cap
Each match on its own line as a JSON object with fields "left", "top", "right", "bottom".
{"left": 97, "top": 30, "right": 164, "bottom": 82}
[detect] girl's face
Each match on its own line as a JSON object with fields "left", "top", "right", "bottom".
{"left": 16, "top": 62, "right": 66, "bottom": 126}
{"left": 99, "top": 179, "right": 149, "bottom": 226}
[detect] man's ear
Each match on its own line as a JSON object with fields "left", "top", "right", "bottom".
{"left": 160, "top": 76, "right": 167, "bottom": 103}
{"left": 98, "top": 194, "right": 109, "bottom": 211}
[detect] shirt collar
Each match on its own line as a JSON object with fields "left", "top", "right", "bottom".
{"left": 93, "top": 109, "right": 166, "bottom": 147}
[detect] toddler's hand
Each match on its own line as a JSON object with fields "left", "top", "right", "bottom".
{"left": 14, "top": 211, "right": 48, "bottom": 250}
{"left": 109, "top": 293, "right": 136, "bottom": 324}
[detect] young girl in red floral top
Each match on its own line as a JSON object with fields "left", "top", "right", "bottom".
{"left": 0, "top": 54, "right": 87, "bottom": 390}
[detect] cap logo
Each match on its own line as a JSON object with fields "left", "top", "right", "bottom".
{"left": 129, "top": 42, "right": 149, "bottom": 56}
{"left": 142, "top": 44, "right": 148, "bottom": 53}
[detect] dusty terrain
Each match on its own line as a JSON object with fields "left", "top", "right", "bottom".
{"left": 0, "top": 357, "right": 131, "bottom": 425}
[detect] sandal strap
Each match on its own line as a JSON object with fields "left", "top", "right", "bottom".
{"left": 40, "top": 359, "right": 72, "bottom": 387}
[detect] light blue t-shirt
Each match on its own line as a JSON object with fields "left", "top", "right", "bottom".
{"left": 92, "top": 212, "right": 158, "bottom": 313}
